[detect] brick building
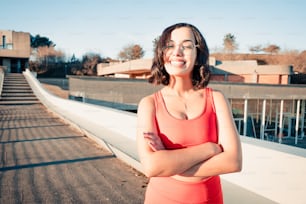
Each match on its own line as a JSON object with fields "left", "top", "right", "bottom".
{"left": 209, "top": 57, "right": 293, "bottom": 84}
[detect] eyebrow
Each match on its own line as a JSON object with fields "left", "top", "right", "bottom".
{"left": 167, "top": 39, "right": 194, "bottom": 44}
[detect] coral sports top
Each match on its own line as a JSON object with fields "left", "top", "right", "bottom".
{"left": 154, "top": 88, "right": 218, "bottom": 149}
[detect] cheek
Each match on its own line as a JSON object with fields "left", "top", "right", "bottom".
{"left": 163, "top": 54, "right": 170, "bottom": 63}
{"left": 192, "top": 51, "right": 197, "bottom": 63}
{"left": 187, "top": 54, "right": 197, "bottom": 66}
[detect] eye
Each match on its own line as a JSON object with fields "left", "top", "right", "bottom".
{"left": 182, "top": 42, "right": 194, "bottom": 50}
{"left": 165, "top": 44, "right": 175, "bottom": 49}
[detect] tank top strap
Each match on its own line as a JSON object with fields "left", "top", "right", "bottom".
{"left": 205, "top": 87, "right": 216, "bottom": 113}
{"left": 153, "top": 91, "right": 163, "bottom": 111}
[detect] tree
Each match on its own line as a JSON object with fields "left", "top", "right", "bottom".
{"left": 118, "top": 44, "right": 145, "bottom": 61}
{"left": 294, "top": 50, "right": 306, "bottom": 73}
{"left": 223, "top": 33, "right": 238, "bottom": 53}
{"left": 263, "top": 44, "right": 280, "bottom": 54}
{"left": 249, "top": 45, "right": 262, "bottom": 53}
{"left": 80, "top": 52, "right": 104, "bottom": 76}
{"left": 152, "top": 36, "right": 160, "bottom": 52}
{"left": 70, "top": 54, "right": 77, "bottom": 63}
{"left": 30, "top": 34, "right": 57, "bottom": 63}
{"left": 29, "top": 34, "right": 66, "bottom": 75}
{"left": 30, "top": 35, "right": 54, "bottom": 48}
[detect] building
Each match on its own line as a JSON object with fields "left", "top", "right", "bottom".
{"left": 0, "top": 30, "right": 31, "bottom": 73}
{"left": 209, "top": 57, "right": 293, "bottom": 84}
{"left": 97, "top": 57, "right": 293, "bottom": 84}
{"left": 97, "top": 59, "right": 152, "bottom": 79}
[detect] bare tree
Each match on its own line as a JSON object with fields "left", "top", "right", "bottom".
{"left": 223, "top": 33, "right": 238, "bottom": 53}
{"left": 81, "top": 53, "right": 104, "bottom": 76}
{"left": 118, "top": 44, "right": 145, "bottom": 61}
{"left": 294, "top": 50, "right": 306, "bottom": 73}
{"left": 36, "top": 46, "right": 64, "bottom": 62}
{"left": 263, "top": 44, "right": 280, "bottom": 54}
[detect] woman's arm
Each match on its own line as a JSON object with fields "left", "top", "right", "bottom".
{"left": 136, "top": 95, "right": 222, "bottom": 178}
{"left": 179, "top": 90, "right": 242, "bottom": 177}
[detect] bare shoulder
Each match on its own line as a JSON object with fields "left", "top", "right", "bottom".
{"left": 210, "top": 88, "right": 231, "bottom": 111}
{"left": 211, "top": 89, "right": 227, "bottom": 102}
{"left": 138, "top": 94, "right": 156, "bottom": 113}
{"left": 139, "top": 94, "right": 155, "bottom": 107}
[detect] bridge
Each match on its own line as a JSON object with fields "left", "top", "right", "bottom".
{"left": 1, "top": 69, "right": 306, "bottom": 203}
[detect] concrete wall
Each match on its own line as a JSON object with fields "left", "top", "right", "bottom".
{"left": 68, "top": 76, "right": 163, "bottom": 106}
{"left": 68, "top": 76, "right": 306, "bottom": 108}
{"left": 24, "top": 70, "right": 306, "bottom": 204}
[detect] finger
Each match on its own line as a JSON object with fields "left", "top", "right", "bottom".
{"left": 143, "top": 132, "right": 156, "bottom": 140}
{"left": 143, "top": 132, "right": 155, "bottom": 136}
{"left": 144, "top": 135, "right": 154, "bottom": 140}
{"left": 148, "top": 141, "right": 158, "bottom": 152}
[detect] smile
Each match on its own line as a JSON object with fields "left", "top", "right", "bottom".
{"left": 170, "top": 60, "right": 186, "bottom": 66}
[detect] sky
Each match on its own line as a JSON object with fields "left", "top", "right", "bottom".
{"left": 1, "top": 0, "right": 305, "bottom": 60}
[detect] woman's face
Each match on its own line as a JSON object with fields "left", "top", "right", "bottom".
{"left": 163, "top": 27, "right": 197, "bottom": 77}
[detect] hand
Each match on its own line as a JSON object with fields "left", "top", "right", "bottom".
{"left": 143, "top": 132, "right": 165, "bottom": 151}
{"left": 203, "top": 142, "right": 224, "bottom": 156}
{"left": 210, "top": 142, "right": 224, "bottom": 155}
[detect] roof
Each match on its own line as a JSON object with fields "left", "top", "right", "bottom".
{"left": 97, "top": 59, "right": 151, "bottom": 76}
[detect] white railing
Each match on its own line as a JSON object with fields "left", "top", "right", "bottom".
{"left": 231, "top": 98, "right": 305, "bottom": 145}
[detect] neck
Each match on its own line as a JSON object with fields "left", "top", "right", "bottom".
{"left": 167, "top": 76, "right": 194, "bottom": 96}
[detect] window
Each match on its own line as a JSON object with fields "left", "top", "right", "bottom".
{"left": 2, "top": 35, "right": 6, "bottom": 48}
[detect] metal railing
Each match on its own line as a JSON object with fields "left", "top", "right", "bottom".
{"left": 230, "top": 98, "right": 305, "bottom": 144}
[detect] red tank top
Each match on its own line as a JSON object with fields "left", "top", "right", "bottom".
{"left": 154, "top": 88, "right": 218, "bottom": 149}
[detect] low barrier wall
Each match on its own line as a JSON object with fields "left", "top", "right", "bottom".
{"left": 24, "top": 70, "right": 306, "bottom": 204}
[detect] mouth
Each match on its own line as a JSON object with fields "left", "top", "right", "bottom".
{"left": 170, "top": 60, "right": 186, "bottom": 67}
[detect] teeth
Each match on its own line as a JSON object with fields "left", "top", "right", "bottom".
{"left": 171, "top": 61, "right": 185, "bottom": 66}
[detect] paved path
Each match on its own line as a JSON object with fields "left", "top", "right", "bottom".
{"left": 0, "top": 104, "right": 147, "bottom": 203}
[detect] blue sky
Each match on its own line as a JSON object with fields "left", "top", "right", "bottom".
{"left": 1, "top": 0, "right": 305, "bottom": 59}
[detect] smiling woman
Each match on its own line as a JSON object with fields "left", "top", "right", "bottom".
{"left": 137, "top": 23, "right": 242, "bottom": 204}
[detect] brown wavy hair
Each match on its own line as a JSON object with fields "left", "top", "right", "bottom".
{"left": 148, "top": 23, "right": 211, "bottom": 89}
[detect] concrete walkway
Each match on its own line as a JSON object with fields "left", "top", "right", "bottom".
{"left": 0, "top": 103, "right": 147, "bottom": 203}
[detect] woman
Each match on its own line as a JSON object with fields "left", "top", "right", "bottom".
{"left": 137, "top": 23, "right": 242, "bottom": 204}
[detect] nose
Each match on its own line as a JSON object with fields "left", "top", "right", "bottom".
{"left": 172, "top": 45, "right": 183, "bottom": 56}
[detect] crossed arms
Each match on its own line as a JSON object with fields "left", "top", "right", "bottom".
{"left": 136, "top": 90, "right": 242, "bottom": 179}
